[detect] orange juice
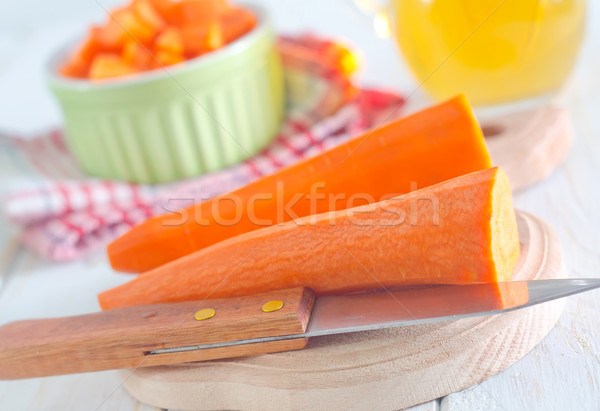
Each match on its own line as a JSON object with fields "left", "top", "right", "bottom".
{"left": 391, "top": 0, "right": 585, "bottom": 106}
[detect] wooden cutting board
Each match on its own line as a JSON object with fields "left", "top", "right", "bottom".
{"left": 482, "top": 105, "right": 573, "bottom": 191}
{"left": 121, "top": 211, "right": 565, "bottom": 410}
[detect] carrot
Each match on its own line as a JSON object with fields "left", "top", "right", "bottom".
{"left": 146, "top": 0, "right": 175, "bottom": 19}
{"left": 107, "top": 95, "right": 492, "bottom": 273}
{"left": 90, "top": 21, "right": 127, "bottom": 51}
{"left": 121, "top": 40, "right": 152, "bottom": 70}
{"left": 59, "top": 0, "right": 256, "bottom": 79}
{"left": 59, "top": 55, "right": 89, "bottom": 78}
{"left": 98, "top": 167, "right": 520, "bottom": 310}
{"left": 181, "top": 25, "right": 208, "bottom": 57}
{"left": 132, "top": 0, "right": 166, "bottom": 33}
{"left": 111, "top": 9, "right": 157, "bottom": 45}
{"left": 61, "top": 32, "right": 108, "bottom": 78}
{"left": 205, "top": 22, "right": 224, "bottom": 50}
{"left": 219, "top": 7, "right": 257, "bottom": 43}
{"left": 169, "top": 0, "right": 230, "bottom": 26}
{"left": 89, "top": 53, "right": 137, "bottom": 80}
{"left": 155, "top": 26, "right": 184, "bottom": 55}
{"left": 153, "top": 49, "right": 185, "bottom": 67}
{"left": 492, "top": 281, "right": 529, "bottom": 310}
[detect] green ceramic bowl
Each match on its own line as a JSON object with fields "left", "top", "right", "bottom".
{"left": 47, "top": 6, "right": 284, "bottom": 184}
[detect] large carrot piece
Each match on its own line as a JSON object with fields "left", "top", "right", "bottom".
{"left": 99, "top": 167, "right": 520, "bottom": 310}
{"left": 108, "top": 95, "right": 491, "bottom": 273}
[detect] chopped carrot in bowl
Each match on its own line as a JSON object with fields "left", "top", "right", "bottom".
{"left": 59, "top": 0, "right": 257, "bottom": 80}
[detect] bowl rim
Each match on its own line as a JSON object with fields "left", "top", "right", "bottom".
{"left": 47, "top": 3, "right": 270, "bottom": 91}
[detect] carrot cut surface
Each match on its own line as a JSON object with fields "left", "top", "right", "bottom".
{"left": 153, "top": 49, "right": 185, "bottom": 67}
{"left": 205, "top": 22, "right": 224, "bottom": 50}
{"left": 133, "top": 0, "right": 167, "bottom": 32}
{"left": 155, "top": 26, "right": 184, "bottom": 55}
{"left": 121, "top": 41, "right": 152, "bottom": 70}
{"left": 89, "top": 54, "right": 137, "bottom": 80}
{"left": 108, "top": 95, "right": 492, "bottom": 273}
{"left": 180, "top": 24, "right": 209, "bottom": 57}
{"left": 90, "top": 21, "right": 127, "bottom": 51}
{"left": 99, "top": 167, "right": 520, "bottom": 310}
{"left": 494, "top": 280, "right": 529, "bottom": 309}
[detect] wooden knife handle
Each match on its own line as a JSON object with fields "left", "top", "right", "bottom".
{"left": 0, "top": 287, "right": 315, "bottom": 380}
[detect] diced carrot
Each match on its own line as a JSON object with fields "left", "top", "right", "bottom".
{"left": 58, "top": 0, "right": 256, "bottom": 79}
{"left": 98, "top": 167, "right": 520, "bottom": 310}
{"left": 181, "top": 25, "right": 209, "bottom": 57}
{"left": 170, "top": 0, "right": 230, "bottom": 26}
{"left": 78, "top": 35, "right": 103, "bottom": 61}
{"left": 121, "top": 40, "right": 152, "bottom": 70}
{"left": 155, "top": 26, "right": 184, "bottom": 55}
{"left": 153, "top": 49, "right": 185, "bottom": 67}
{"left": 59, "top": 58, "right": 88, "bottom": 78}
{"left": 220, "top": 7, "right": 257, "bottom": 43}
{"left": 133, "top": 0, "right": 167, "bottom": 32}
{"left": 111, "top": 9, "right": 157, "bottom": 45}
{"left": 90, "top": 23, "right": 127, "bottom": 54}
{"left": 61, "top": 36, "right": 102, "bottom": 78}
{"left": 146, "top": 0, "right": 175, "bottom": 18}
{"left": 107, "top": 95, "right": 493, "bottom": 273}
{"left": 205, "top": 22, "right": 224, "bottom": 50}
{"left": 89, "top": 53, "right": 137, "bottom": 80}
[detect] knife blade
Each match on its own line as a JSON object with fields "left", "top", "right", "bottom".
{"left": 0, "top": 278, "right": 598, "bottom": 380}
{"left": 148, "top": 278, "right": 600, "bottom": 354}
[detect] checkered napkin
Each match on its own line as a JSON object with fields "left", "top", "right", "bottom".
{"left": 2, "top": 35, "right": 405, "bottom": 262}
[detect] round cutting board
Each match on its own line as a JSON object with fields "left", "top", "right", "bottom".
{"left": 482, "top": 105, "right": 574, "bottom": 191}
{"left": 121, "top": 211, "right": 566, "bottom": 410}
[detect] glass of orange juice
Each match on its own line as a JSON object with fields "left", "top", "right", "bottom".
{"left": 387, "top": 0, "right": 586, "bottom": 106}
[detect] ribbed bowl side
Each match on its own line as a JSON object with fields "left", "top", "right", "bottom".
{"left": 50, "top": 8, "right": 284, "bottom": 184}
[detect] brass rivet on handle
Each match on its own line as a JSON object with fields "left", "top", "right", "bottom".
{"left": 262, "top": 300, "right": 284, "bottom": 312}
{"left": 194, "top": 308, "right": 216, "bottom": 321}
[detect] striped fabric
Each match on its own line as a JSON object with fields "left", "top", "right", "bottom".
{"left": 2, "top": 35, "right": 405, "bottom": 262}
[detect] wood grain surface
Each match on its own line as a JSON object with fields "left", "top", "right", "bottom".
{"left": 484, "top": 105, "right": 574, "bottom": 192}
{"left": 120, "top": 211, "right": 566, "bottom": 411}
{"left": 0, "top": 287, "right": 314, "bottom": 379}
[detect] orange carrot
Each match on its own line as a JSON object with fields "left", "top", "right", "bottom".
{"left": 59, "top": 55, "right": 89, "bottom": 78}
{"left": 153, "top": 49, "right": 185, "bottom": 67}
{"left": 89, "top": 53, "right": 137, "bottom": 80}
{"left": 133, "top": 0, "right": 166, "bottom": 33}
{"left": 205, "top": 22, "right": 224, "bottom": 50}
{"left": 90, "top": 21, "right": 126, "bottom": 51}
{"left": 108, "top": 95, "right": 492, "bottom": 273}
{"left": 180, "top": 25, "right": 208, "bottom": 57}
{"left": 220, "top": 7, "right": 257, "bottom": 43}
{"left": 59, "top": 0, "right": 256, "bottom": 79}
{"left": 121, "top": 40, "right": 152, "bottom": 70}
{"left": 170, "top": 0, "right": 230, "bottom": 26}
{"left": 99, "top": 167, "right": 519, "bottom": 310}
{"left": 146, "top": 0, "right": 175, "bottom": 18}
{"left": 155, "top": 26, "right": 184, "bottom": 55}
{"left": 111, "top": 9, "right": 157, "bottom": 45}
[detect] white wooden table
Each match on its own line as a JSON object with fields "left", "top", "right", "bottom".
{"left": 0, "top": 1, "right": 599, "bottom": 409}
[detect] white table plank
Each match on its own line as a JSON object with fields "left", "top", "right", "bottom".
{"left": 405, "top": 400, "right": 440, "bottom": 411}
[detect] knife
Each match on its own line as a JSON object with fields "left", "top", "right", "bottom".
{"left": 1, "top": 278, "right": 599, "bottom": 380}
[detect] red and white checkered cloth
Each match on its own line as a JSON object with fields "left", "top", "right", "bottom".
{"left": 3, "top": 35, "right": 405, "bottom": 262}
